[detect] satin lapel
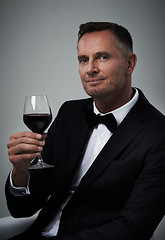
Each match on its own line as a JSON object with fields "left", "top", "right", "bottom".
{"left": 77, "top": 92, "right": 149, "bottom": 190}
{"left": 70, "top": 99, "right": 93, "bottom": 161}
{"left": 59, "top": 99, "right": 93, "bottom": 177}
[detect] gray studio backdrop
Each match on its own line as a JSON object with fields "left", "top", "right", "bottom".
{"left": 1, "top": 0, "right": 165, "bottom": 238}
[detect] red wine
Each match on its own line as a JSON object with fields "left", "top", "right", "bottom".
{"left": 23, "top": 114, "right": 52, "bottom": 134}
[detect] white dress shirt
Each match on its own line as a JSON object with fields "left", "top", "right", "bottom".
{"left": 10, "top": 88, "right": 139, "bottom": 237}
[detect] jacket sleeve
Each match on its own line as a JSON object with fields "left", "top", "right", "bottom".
{"left": 5, "top": 167, "right": 52, "bottom": 218}
{"left": 5, "top": 119, "right": 60, "bottom": 218}
{"left": 5, "top": 102, "right": 68, "bottom": 218}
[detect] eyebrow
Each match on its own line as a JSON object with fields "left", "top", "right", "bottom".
{"left": 95, "top": 51, "right": 110, "bottom": 56}
{"left": 78, "top": 51, "right": 110, "bottom": 60}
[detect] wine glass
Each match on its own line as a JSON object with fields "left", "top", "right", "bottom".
{"left": 23, "top": 94, "right": 54, "bottom": 169}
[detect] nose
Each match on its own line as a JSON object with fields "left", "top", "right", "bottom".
{"left": 87, "top": 59, "right": 99, "bottom": 75}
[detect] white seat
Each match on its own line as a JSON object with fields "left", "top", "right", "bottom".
{"left": 0, "top": 214, "right": 37, "bottom": 240}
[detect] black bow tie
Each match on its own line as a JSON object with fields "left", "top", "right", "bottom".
{"left": 85, "top": 109, "right": 117, "bottom": 133}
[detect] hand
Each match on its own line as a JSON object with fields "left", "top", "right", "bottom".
{"left": 7, "top": 131, "right": 46, "bottom": 186}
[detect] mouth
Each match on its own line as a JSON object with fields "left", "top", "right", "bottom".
{"left": 86, "top": 78, "right": 106, "bottom": 85}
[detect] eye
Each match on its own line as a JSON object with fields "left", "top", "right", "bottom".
{"left": 81, "top": 58, "right": 88, "bottom": 63}
{"left": 78, "top": 56, "right": 88, "bottom": 63}
{"left": 100, "top": 55, "right": 109, "bottom": 60}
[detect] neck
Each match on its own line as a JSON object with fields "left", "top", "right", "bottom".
{"left": 94, "top": 87, "right": 134, "bottom": 114}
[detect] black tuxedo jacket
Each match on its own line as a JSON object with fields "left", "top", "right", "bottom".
{"left": 5, "top": 89, "right": 165, "bottom": 240}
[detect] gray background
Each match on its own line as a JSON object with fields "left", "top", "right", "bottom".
{"left": 1, "top": 0, "right": 165, "bottom": 238}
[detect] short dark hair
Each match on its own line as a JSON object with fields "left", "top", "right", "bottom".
{"left": 78, "top": 22, "right": 133, "bottom": 58}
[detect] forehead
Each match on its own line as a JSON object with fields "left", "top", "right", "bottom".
{"left": 77, "top": 30, "right": 118, "bottom": 55}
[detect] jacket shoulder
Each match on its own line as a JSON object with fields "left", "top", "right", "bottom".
{"left": 58, "top": 98, "right": 92, "bottom": 115}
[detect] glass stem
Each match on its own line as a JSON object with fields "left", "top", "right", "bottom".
{"left": 37, "top": 154, "right": 44, "bottom": 165}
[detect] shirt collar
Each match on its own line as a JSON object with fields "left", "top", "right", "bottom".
{"left": 93, "top": 88, "right": 139, "bottom": 127}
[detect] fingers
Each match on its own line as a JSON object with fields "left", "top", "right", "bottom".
{"left": 8, "top": 131, "right": 45, "bottom": 143}
{"left": 7, "top": 131, "right": 46, "bottom": 169}
{"left": 8, "top": 132, "right": 43, "bottom": 149}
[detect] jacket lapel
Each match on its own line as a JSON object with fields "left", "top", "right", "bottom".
{"left": 55, "top": 99, "right": 92, "bottom": 182}
{"left": 77, "top": 90, "right": 150, "bottom": 190}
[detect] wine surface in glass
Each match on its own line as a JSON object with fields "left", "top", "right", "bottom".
{"left": 23, "top": 113, "right": 52, "bottom": 134}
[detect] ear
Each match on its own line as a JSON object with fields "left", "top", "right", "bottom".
{"left": 126, "top": 53, "right": 137, "bottom": 75}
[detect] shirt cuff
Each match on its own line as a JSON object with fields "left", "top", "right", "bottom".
{"left": 9, "top": 170, "right": 30, "bottom": 196}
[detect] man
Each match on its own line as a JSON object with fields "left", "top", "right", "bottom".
{"left": 6, "top": 22, "right": 165, "bottom": 240}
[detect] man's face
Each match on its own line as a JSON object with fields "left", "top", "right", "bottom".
{"left": 77, "top": 30, "right": 129, "bottom": 100}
